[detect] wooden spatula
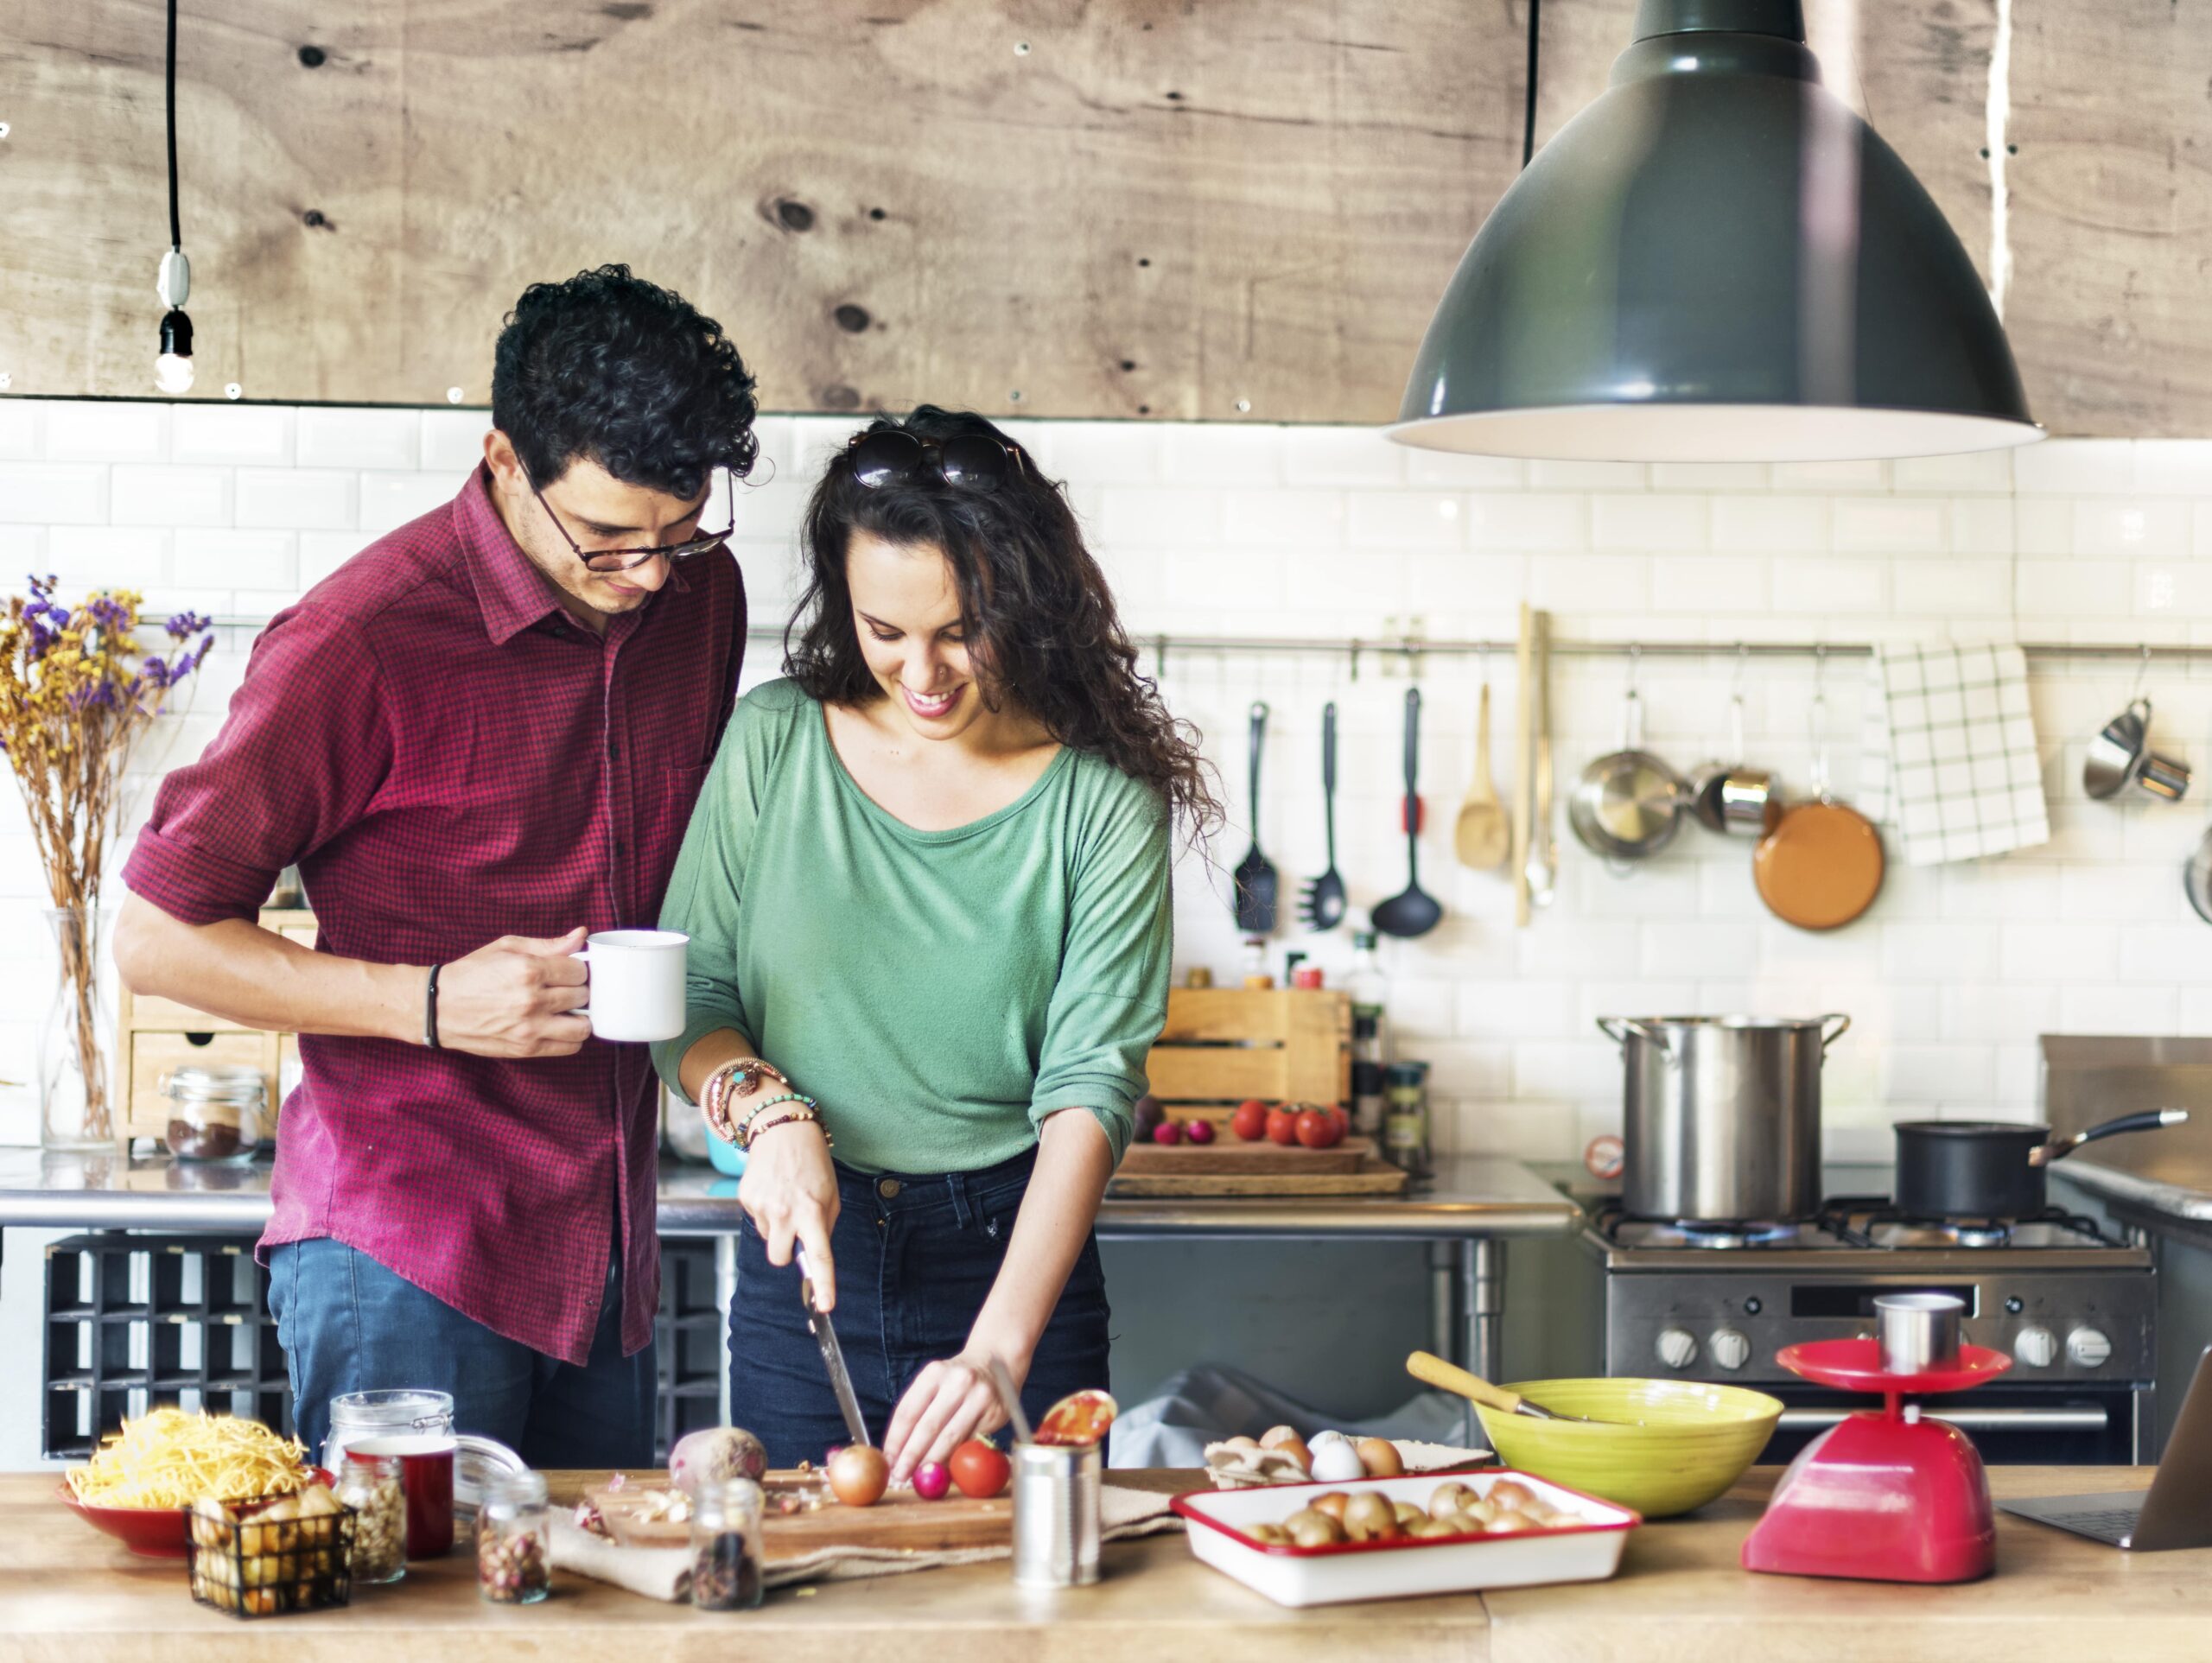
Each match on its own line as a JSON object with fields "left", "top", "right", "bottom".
{"left": 1454, "top": 682, "right": 1510, "bottom": 870}
{"left": 1406, "top": 1349, "right": 1611, "bottom": 1424}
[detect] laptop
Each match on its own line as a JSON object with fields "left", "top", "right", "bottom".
{"left": 1998, "top": 1343, "right": 2212, "bottom": 1550}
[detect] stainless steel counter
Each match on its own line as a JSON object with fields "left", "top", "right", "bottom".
{"left": 0, "top": 1148, "right": 1576, "bottom": 1430}
{"left": 0, "top": 1149, "right": 1577, "bottom": 1237}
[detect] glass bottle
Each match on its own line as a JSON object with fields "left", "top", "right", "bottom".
{"left": 334, "top": 1450, "right": 406, "bottom": 1584}
{"left": 1383, "top": 1059, "right": 1432, "bottom": 1179}
{"left": 689, "top": 1476, "right": 765, "bottom": 1611}
{"left": 1348, "top": 931, "right": 1389, "bottom": 1139}
{"left": 476, "top": 1470, "right": 551, "bottom": 1605}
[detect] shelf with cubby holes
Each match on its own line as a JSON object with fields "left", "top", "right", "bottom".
{"left": 115, "top": 908, "right": 315, "bottom": 1152}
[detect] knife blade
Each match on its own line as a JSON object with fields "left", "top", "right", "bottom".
{"left": 797, "top": 1246, "right": 870, "bottom": 1450}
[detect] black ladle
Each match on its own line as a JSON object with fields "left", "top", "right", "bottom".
{"left": 1231, "top": 701, "right": 1278, "bottom": 933}
{"left": 1299, "top": 701, "right": 1347, "bottom": 930}
{"left": 1372, "top": 687, "right": 1443, "bottom": 939}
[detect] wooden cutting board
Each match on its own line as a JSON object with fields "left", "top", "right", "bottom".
{"left": 590, "top": 1473, "right": 1013, "bottom": 1563}
{"left": 1116, "top": 1135, "right": 1374, "bottom": 1177}
{"left": 1109, "top": 1143, "right": 1409, "bottom": 1198}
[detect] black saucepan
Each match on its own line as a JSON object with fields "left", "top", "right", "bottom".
{"left": 1894, "top": 1111, "right": 2190, "bottom": 1220}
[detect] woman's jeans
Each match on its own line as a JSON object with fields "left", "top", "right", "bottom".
{"left": 730, "top": 1146, "right": 1111, "bottom": 1467}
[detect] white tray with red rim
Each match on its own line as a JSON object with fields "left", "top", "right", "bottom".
{"left": 1171, "top": 1470, "right": 1640, "bottom": 1607}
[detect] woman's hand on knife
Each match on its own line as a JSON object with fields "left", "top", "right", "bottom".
{"left": 737, "top": 1117, "right": 840, "bottom": 1309}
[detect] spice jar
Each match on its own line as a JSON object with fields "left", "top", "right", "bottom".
{"left": 161, "top": 1064, "right": 265, "bottom": 1162}
{"left": 476, "top": 1470, "right": 550, "bottom": 1605}
{"left": 689, "top": 1476, "right": 764, "bottom": 1611}
{"left": 334, "top": 1450, "right": 406, "bottom": 1584}
{"left": 1383, "top": 1059, "right": 1432, "bottom": 1179}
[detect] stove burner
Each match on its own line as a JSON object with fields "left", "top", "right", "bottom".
{"left": 1590, "top": 1195, "right": 2127, "bottom": 1253}
{"left": 1600, "top": 1209, "right": 1821, "bottom": 1250}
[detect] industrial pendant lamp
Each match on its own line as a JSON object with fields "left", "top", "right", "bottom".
{"left": 1389, "top": 0, "right": 2039, "bottom": 462}
{"left": 153, "top": 0, "right": 194, "bottom": 395}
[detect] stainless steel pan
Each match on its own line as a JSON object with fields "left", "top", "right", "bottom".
{"left": 1571, "top": 673, "right": 1687, "bottom": 862}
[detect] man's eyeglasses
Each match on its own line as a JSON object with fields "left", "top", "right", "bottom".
{"left": 525, "top": 466, "right": 734, "bottom": 573}
{"left": 845, "top": 429, "right": 1027, "bottom": 492}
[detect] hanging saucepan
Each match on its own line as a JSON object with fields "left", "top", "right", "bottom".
{"left": 1688, "top": 654, "right": 1779, "bottom": 838}
{"left": 1894, "top": 1111, "right": 2191, "bottom": 1220}
{"left": 1571, "top": 658, "right": 1687, "bottom": 863}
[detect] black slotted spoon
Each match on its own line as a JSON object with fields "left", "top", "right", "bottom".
{"left": 1300, "top": 701, "right": 1347, "bottom": 930}
{"left": 1372, "top": 687, "right": 1443, "bottom": 938}
{"left": 1232, "top": 701, "right": 1278, "bottom": 933}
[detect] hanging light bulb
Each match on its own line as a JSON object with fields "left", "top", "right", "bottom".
{"left": 156, "top": 249, "right": 194, "bottom": 394}
{"left": 152, "top": 0, "right": 195, "bottom": 396}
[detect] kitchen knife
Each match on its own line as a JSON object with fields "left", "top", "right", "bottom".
{"left": 798, "top": 1246, "right": 870, "bottom": 1450}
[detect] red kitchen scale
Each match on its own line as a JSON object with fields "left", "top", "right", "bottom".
{"left": 1741, "top": 1337, "right": 2013, "bottom": 1583}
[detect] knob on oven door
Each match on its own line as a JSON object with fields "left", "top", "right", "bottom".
{"left": 1708, "top": 1329, "right": 1751, "bottom": 1372}
{"left": 2014, "top": 1324, "right": 2057, "bottom": 1368}
{"left": 2067, "top": 1327, "right": 2113, "bottom": 1369}
{"left": 1656, "top": 1328, "right": 1699, "bottom": 1371}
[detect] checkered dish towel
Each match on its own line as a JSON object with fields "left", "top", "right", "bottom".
{"left": 1859, "top": 644, "right": 2049, "bottom": 866}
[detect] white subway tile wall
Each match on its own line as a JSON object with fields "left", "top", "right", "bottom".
{"left": 0, "top": 406, "right": 2210, "bottom": 1161}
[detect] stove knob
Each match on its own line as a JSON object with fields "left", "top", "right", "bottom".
{"left": 2068, "top": 1327, "right": 2113, "bottom": 1369}
{"left": 1709, "top": 1328, "right": 1751, "bottom": 1372}
{"left": 2014, "top": 1324, "right": 2058, "bottom": 1368}
{"left": 1656, "top": 1328, "right": 1699, "bottom": 1371}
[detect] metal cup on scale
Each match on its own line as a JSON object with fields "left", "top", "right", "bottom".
{"left": 1875, "top": 1292, "right": 1964, "bottom": 1374}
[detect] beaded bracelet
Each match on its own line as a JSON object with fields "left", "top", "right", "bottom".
{"left": 702, "top": 1058, "right": 793, "bottom": 1142}
{"left": 743, "top": 1106, "right": 834, "bottom": 1152}
{"left": 734, "top": 1091, "right": 823, "bottom": 1151}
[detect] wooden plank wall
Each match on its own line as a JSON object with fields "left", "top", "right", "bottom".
{"left": 2, "top": 2, "right": 2209, "bottom": 433}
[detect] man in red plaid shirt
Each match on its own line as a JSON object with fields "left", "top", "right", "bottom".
{"left": 115, "top": 266, "right": 757, "bottom": 1467}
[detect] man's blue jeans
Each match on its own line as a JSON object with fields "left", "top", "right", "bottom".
{"left": 268, "top": 1236, "right": 656, "bottom": 1469}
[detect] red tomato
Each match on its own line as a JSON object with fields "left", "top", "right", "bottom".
{"left": 1231, "top": 1100, "right": 1269, "bottom": 1141}
{"left": 950, "top": 1438, "right": 1012, "bottom": 1500}
{"left": 1295, "top": 1108, "right": 1338, "bottom": 1149}
{"left": 1266, "top": 1107, "right": 1300, "bottom": 1146}
{"left": 1152, "top": 1120, "right": 1183, "bottom": 1146}
{"left": 1185, "top": 1118, "right": 1217, "bottom": 1146}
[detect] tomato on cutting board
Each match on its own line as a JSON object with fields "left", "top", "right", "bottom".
{"left": 949, "top": 1438, "right": 1011, "bottom": 1500}
{"left": 1265, "top": 1107, "right": 1300, "bottom": 1146}
{"left": 1295, "top": 1106, "right": 1344, "bottom": 1149}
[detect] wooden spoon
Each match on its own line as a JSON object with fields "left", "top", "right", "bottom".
{"left": 1406, "top": 1350, "right": 1615, "bottom": 1425}
{"left": 1454, "top": 683, "right": 1510, "bottom": 871}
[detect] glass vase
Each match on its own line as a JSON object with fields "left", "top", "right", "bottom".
{"left": 39, "top": 904, "right": 113, "bottom": 1151}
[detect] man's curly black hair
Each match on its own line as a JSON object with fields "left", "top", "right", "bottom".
{"left": 491, "top": 264, "right": 759, "bottom": 501}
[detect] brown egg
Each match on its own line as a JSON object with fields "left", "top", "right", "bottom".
{"left": 1258, "top": 1425, "right": 1302, "bottom": 1450}
{"left": 1356, "top": 1437, "right": 1405, "bottom": 1478}
{"left": 1273, "top": 1438, "right": 1313, "bottom": 1474}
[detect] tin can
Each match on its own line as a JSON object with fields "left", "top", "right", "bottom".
{"left": 1011, "top": 1442, "right": 1101, "bottom": 1588}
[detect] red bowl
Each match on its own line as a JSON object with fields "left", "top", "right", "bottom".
{"left": 56, "top": 1468, "right": 333, "bottom": 1558}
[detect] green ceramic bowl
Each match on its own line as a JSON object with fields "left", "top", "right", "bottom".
{"left": 1475, "top": 1377, "right": 1783, "bottom": 1519}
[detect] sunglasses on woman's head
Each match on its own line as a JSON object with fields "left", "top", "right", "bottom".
{"left": 846, "top": 429, "right": 1027, "bottom": 492}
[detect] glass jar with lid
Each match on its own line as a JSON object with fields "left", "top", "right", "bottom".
{"left": 324, "top": 1387, "right": 454, "bottom": 1475}
{"left": 689, "top": 1476, "right": 764, "bottom": 1610}
{"left": 334, "top": 1450, "right": 407, "bottom": 1584}
{"left": 476, "top": 1470, "right": 550, "bottom": 1605}
{"left": 161, "top": 1063, "right": 265, "bottom": 1162}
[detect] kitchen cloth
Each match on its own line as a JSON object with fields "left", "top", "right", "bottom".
{"left": 1858, "top": 643, "right": 2049, "bottom": 866}
{"left": 549, "top": 1481, "right": 1181, "bottom": 1602}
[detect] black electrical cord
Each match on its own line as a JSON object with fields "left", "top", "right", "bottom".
{"left": 165, "top": 0, "right": 181, "bottom": 250}
{"left": 1522, "top": 0, "right": 1541, "bottom": 169}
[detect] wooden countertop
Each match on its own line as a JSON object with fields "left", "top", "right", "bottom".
{"left": 8, "top": 1467, "right": 2205, "bottom": 1661}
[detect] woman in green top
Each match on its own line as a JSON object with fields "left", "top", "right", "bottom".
{"left": 653, "top": 408, "right": 1216, "bottom": 1476}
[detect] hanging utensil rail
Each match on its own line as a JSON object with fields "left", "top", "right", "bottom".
{"left": 198, "top": 617, "right": 2212, "bottom": 669}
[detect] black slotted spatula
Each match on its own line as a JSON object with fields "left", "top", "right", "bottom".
{"left": 1232, "top": 701, "right": 1278, "bottom": 933}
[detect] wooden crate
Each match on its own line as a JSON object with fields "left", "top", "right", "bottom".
{"left": 1141, "top": 987, "right": 1351, "bottom": 1122}
{"left": 116, "top": 909, "right": 315, "bottom": 1152}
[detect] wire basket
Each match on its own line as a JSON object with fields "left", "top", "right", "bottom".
{"left": 183, "top": 1490, "right": 358, "bottom": 1618}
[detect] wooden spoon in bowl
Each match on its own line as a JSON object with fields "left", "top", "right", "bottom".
{"left": 1407, "top": 1350, "right": 1619, "bottom": 1425}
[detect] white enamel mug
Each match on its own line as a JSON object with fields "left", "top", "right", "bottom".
{"left": 571, "top": 929, "right": 689, "bottom": 1042}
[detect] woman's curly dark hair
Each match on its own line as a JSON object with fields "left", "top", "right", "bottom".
{"left": 788, "top": 407, "right": 1220, "bottom": 841}
{"left": 491, "top": 263, "right": 759, "bottom": 499}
